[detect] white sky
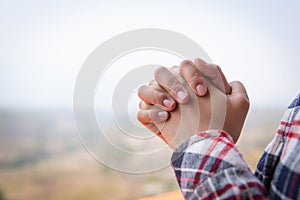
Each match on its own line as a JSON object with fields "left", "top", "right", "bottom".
{"left": 0, "top": 0, "right": 299, "bottom": 109}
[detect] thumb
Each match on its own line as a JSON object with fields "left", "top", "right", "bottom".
{"left": 229, "top": 81, "right": 248, "bottom": 97}
{"left": 229, "top": 81, "right": 250, "bottom": 107}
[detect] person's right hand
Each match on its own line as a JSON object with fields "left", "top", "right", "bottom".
{"left": 137, "top": 65, "right": 249, "bottom": 148}
{"left": 137, "top": 58, "right": 231, "bottom": 136}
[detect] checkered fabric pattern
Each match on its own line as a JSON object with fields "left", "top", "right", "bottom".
{"left": 171, "top": 94, "right": 300, "bottom": 199}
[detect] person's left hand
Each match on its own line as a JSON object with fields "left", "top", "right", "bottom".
{"left": 138, "top": 66, "right": 212, "bottom": 149}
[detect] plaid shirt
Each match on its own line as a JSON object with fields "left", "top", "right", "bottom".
{"left": 171, "top": 94, "right": 300, "bottom": 199}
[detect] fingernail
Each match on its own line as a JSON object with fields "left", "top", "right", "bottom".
{"left": 158, "top": 111, "right": 168, "bottom": 119}
{"left": 177, "top": 90, "right": 187, "bottom": 101}
{"left": 196, "top": 84, "right": 207, "bottom": 95}
{"left": 163, "top": 99, "right": 174, "bottom": 108}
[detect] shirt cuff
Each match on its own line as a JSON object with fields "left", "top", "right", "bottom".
{"left": 172, "top": 130, "right": 233, "bottom": 155}
{"left": 171, "top": 130, "right": 243, "bottom": 169}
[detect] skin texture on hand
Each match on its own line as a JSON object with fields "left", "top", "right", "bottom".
{"left": 223, "top": 81, "right": 249, "bottom": 142}
{"left": 138, "top": 58, "right": 232, "bottom": 109}
{"left": 193, "top": 58, "right": 232, "bottom": 95}
{"left": 139, "top": 67, "right": 212, "bottom": 149}
{"left": 137, "top": 58, "right": 231, "bottom": 138}
{"left": 137, "top": 59, "right": 249, "bottom": 148}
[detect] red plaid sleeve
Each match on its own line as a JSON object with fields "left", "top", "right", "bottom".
{"left": 254, "top": 94, "right": 300, "bottom": 199}
{"left": 171, "top": 130, "right": 267, "bottom": 199}
{"left": 171, "top": 94, "right": 300, "bottom": 199}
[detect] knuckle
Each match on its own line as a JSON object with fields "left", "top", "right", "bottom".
{"left": 152, "top": 91, "right": 165, "bottom": 105}
{"left": 166, "top": 78, "right": 177, "bottom": 89}
{"left": 138, "top": 101, "right": 143, "bottom": 109}
{"left": 139, "top": 101, "right": 151, "bottom": 109}
{"left": 148, "top": 80, "right": 156, "bottom": 87}
{"left": 137, "top": 85, "right": 148, "bottom": 98}
{"left": 194, "top": 58, "right": 206, "bottom": 67}
{"left": 147, "top": 122, "right": 154, "bottom": 129}
{"left": 194, "top": 57, "right": 207, "bottom": 63}
{"left": 136, "top": 111, "right": 144, "bottom": 123}
{"left": 149, "top": 82, "right": 162, "bottom": 91}
{"left": 207, "top": 65, "right": 219, "bottom": 78}
{"left": 180, "top": 59, "right": 193, "bottom": 68}
{"left": 154, "top": 67, "right": 168, "bottom": 80}
{"left": 188, "top": 71, "right": 203, "bottom": 85}
{"left": 179, "top": 64, "right": 204, "bottom": 87}
{"left": 166, "top": 78, "right": 182, "bottom": 93}
{"left": 179, "top": 63, "right": 187, "bottom": 75}
{"left": 170, "top": 65, "right": 179, "bottom": 74}
{"left": 149, "top": 110, "right": 159, "bottom": 122}
{"left": 147, "top": 123, "right": 160, "bottom": 134}
{"left": 147, "top": 122, "right": 156, "bottom": 131}
{"left": 209, "top": 64, "right": 218, "bottom": 70}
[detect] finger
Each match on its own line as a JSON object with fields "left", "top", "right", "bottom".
{"left": 138, "top": 85, "right": 176, "bottom": 111}
{"left": 170, "top": 65, "right": 186, "bottom": 84}
{"left": 170, "top": 65, "right": 179, "bottom": 74}
{"left": 144, "top": 122, "right": 160, "bottom": 135}
{"left": 148, "top": 81, "right": 168, "bottom": 93}
{"left": 141, "top": 122, "right": 166, "bottom": 142}
{"left": 136, "top": 108, "right": 169, "bottom": 141}
{"left": 154, "top": 67, "right": 189, "bottom": 103}
{"left": 148, "top": 83, "right": 177, "bottom": 108}
{"left": 137, "top": 109, "right": 169, "bottom": 123}
{"left": 228, "top": 81, "right": 250, "bottom": 112}
{"left": 216, "top": 65, "right": 232, "bottom": 94}
{"left": 144, "top": 122, "right": 168, "bottom": 142}
{"left": 179, "top": 60, "right": 208, "bottom": 96}
{"left": 229, "top": 81, "right": 249, "bottom": 101}
{"left": 194, "top": 57, "right": 231, "bottom": 95}
{"left": 156, "top": 132, "right": 168, "bottom": 143}
{"left": 139, "top": 101, "right": 151, "bottom": 110}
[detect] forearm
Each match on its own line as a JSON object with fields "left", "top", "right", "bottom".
{"left": 171, "top": 130, "right": 267, "bottom": 199}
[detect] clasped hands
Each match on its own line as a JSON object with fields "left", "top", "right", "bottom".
{"left": 137, "top": 58, "right": 249, "bottom": 149}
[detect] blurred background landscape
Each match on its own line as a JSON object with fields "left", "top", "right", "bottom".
{"left": 0, "top": 106, "right": 286, "bottom": 200}
{"left": 1, "top": 0, "right": 299, "bottom": 199}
